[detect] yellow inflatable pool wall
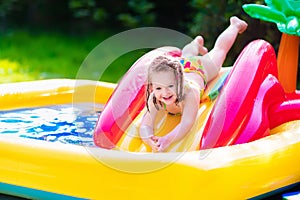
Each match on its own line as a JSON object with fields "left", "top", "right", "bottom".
{"left": 0, "top": 78, "right": 299, "bottom": 199}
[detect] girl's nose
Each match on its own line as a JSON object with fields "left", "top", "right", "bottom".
{"left": 162, "top": 88, "right": 169, "bottom": 93}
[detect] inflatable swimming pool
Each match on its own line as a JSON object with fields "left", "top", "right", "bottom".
{"left": 0, "top": 39, "right": 299, "bottom": 200}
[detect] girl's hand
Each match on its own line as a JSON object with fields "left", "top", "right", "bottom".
{"left": 155, "top": 135, "right": 172, "bottom": 152}
{"left": 143, "top": 136, "right": 158, "bottom": 151}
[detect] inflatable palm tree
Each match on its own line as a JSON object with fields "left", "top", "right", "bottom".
{"left": 243, "top": 0, "right": 300, "bottom": 93}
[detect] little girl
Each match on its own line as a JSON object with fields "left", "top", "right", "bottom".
{"left": 140, "top": 16, "right": 248, "bottom": 152}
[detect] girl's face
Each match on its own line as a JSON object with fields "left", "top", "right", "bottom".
{"left": 151, "top": 71, "right": 177, "bottom": 106}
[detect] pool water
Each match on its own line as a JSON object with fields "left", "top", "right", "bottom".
{"left": 0, "top": 103, "right": 102, "bottom": 147}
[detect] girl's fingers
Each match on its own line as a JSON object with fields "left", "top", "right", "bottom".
{"left": 152, "top": 145, "right": 159, "bottom": 152}
{"left": 151, "top": 136, "right": 159, "bottom": 142}
{"left": 158, "top": 145, "right": 164, "bottom": 152}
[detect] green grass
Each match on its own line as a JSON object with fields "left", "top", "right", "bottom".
{"left": 0, "top": 29, "right": 145, "bottom": 83}
{"left": 1, "top": 29, "right": 299, "bottom": 89}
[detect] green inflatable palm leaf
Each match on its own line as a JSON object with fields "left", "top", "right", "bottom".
{"left": 265, "top": 0, "right": 295, "bottom": 16}
{"left": 243, "top": 0, "right": 300, "bottom": 36}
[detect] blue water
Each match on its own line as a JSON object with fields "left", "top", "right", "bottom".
{"left": 0, "top": 103, "right": 102, "bottom": 146}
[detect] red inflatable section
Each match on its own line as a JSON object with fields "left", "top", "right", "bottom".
{"left": 200, "top": 40, "right": 300, "bottom": 149}
{"left": 94, "top": 47, "right": 181, "bottom": 149}
{"left": 268, "top": 92, "right": 300, "bottom": 129}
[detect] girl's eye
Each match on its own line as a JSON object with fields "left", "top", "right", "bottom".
{"left": 168, "top": 85, "right": 174, "bottom": 88}
{"left": 155, "top": 87, "right": 161, "bottom": 90}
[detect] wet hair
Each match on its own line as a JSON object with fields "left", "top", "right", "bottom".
{"left": 146, "top": 55, "right": 184, "bottom": 111}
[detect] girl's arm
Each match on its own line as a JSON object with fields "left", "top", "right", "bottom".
{"left": 156, "top": 88, "right": 200, "bottom": 151}
{"left": 140, "top": 94, "right": 159, "bottom": 149}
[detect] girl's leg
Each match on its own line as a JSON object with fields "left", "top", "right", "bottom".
{"left": 202, "top": 16, "right": 247, "bottom": 81}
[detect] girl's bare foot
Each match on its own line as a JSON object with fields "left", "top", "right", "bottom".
{"left": 182, "top": 35, "right": 208, "bottom": 56}
{"left": 194, "top": 36, "right": 208, "bottom": 55}
{"left": 193, "top": 36, "right": 208, "bottom": 55}
{"left": 230, "top": 16, "right": 248, "bottom": 34}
